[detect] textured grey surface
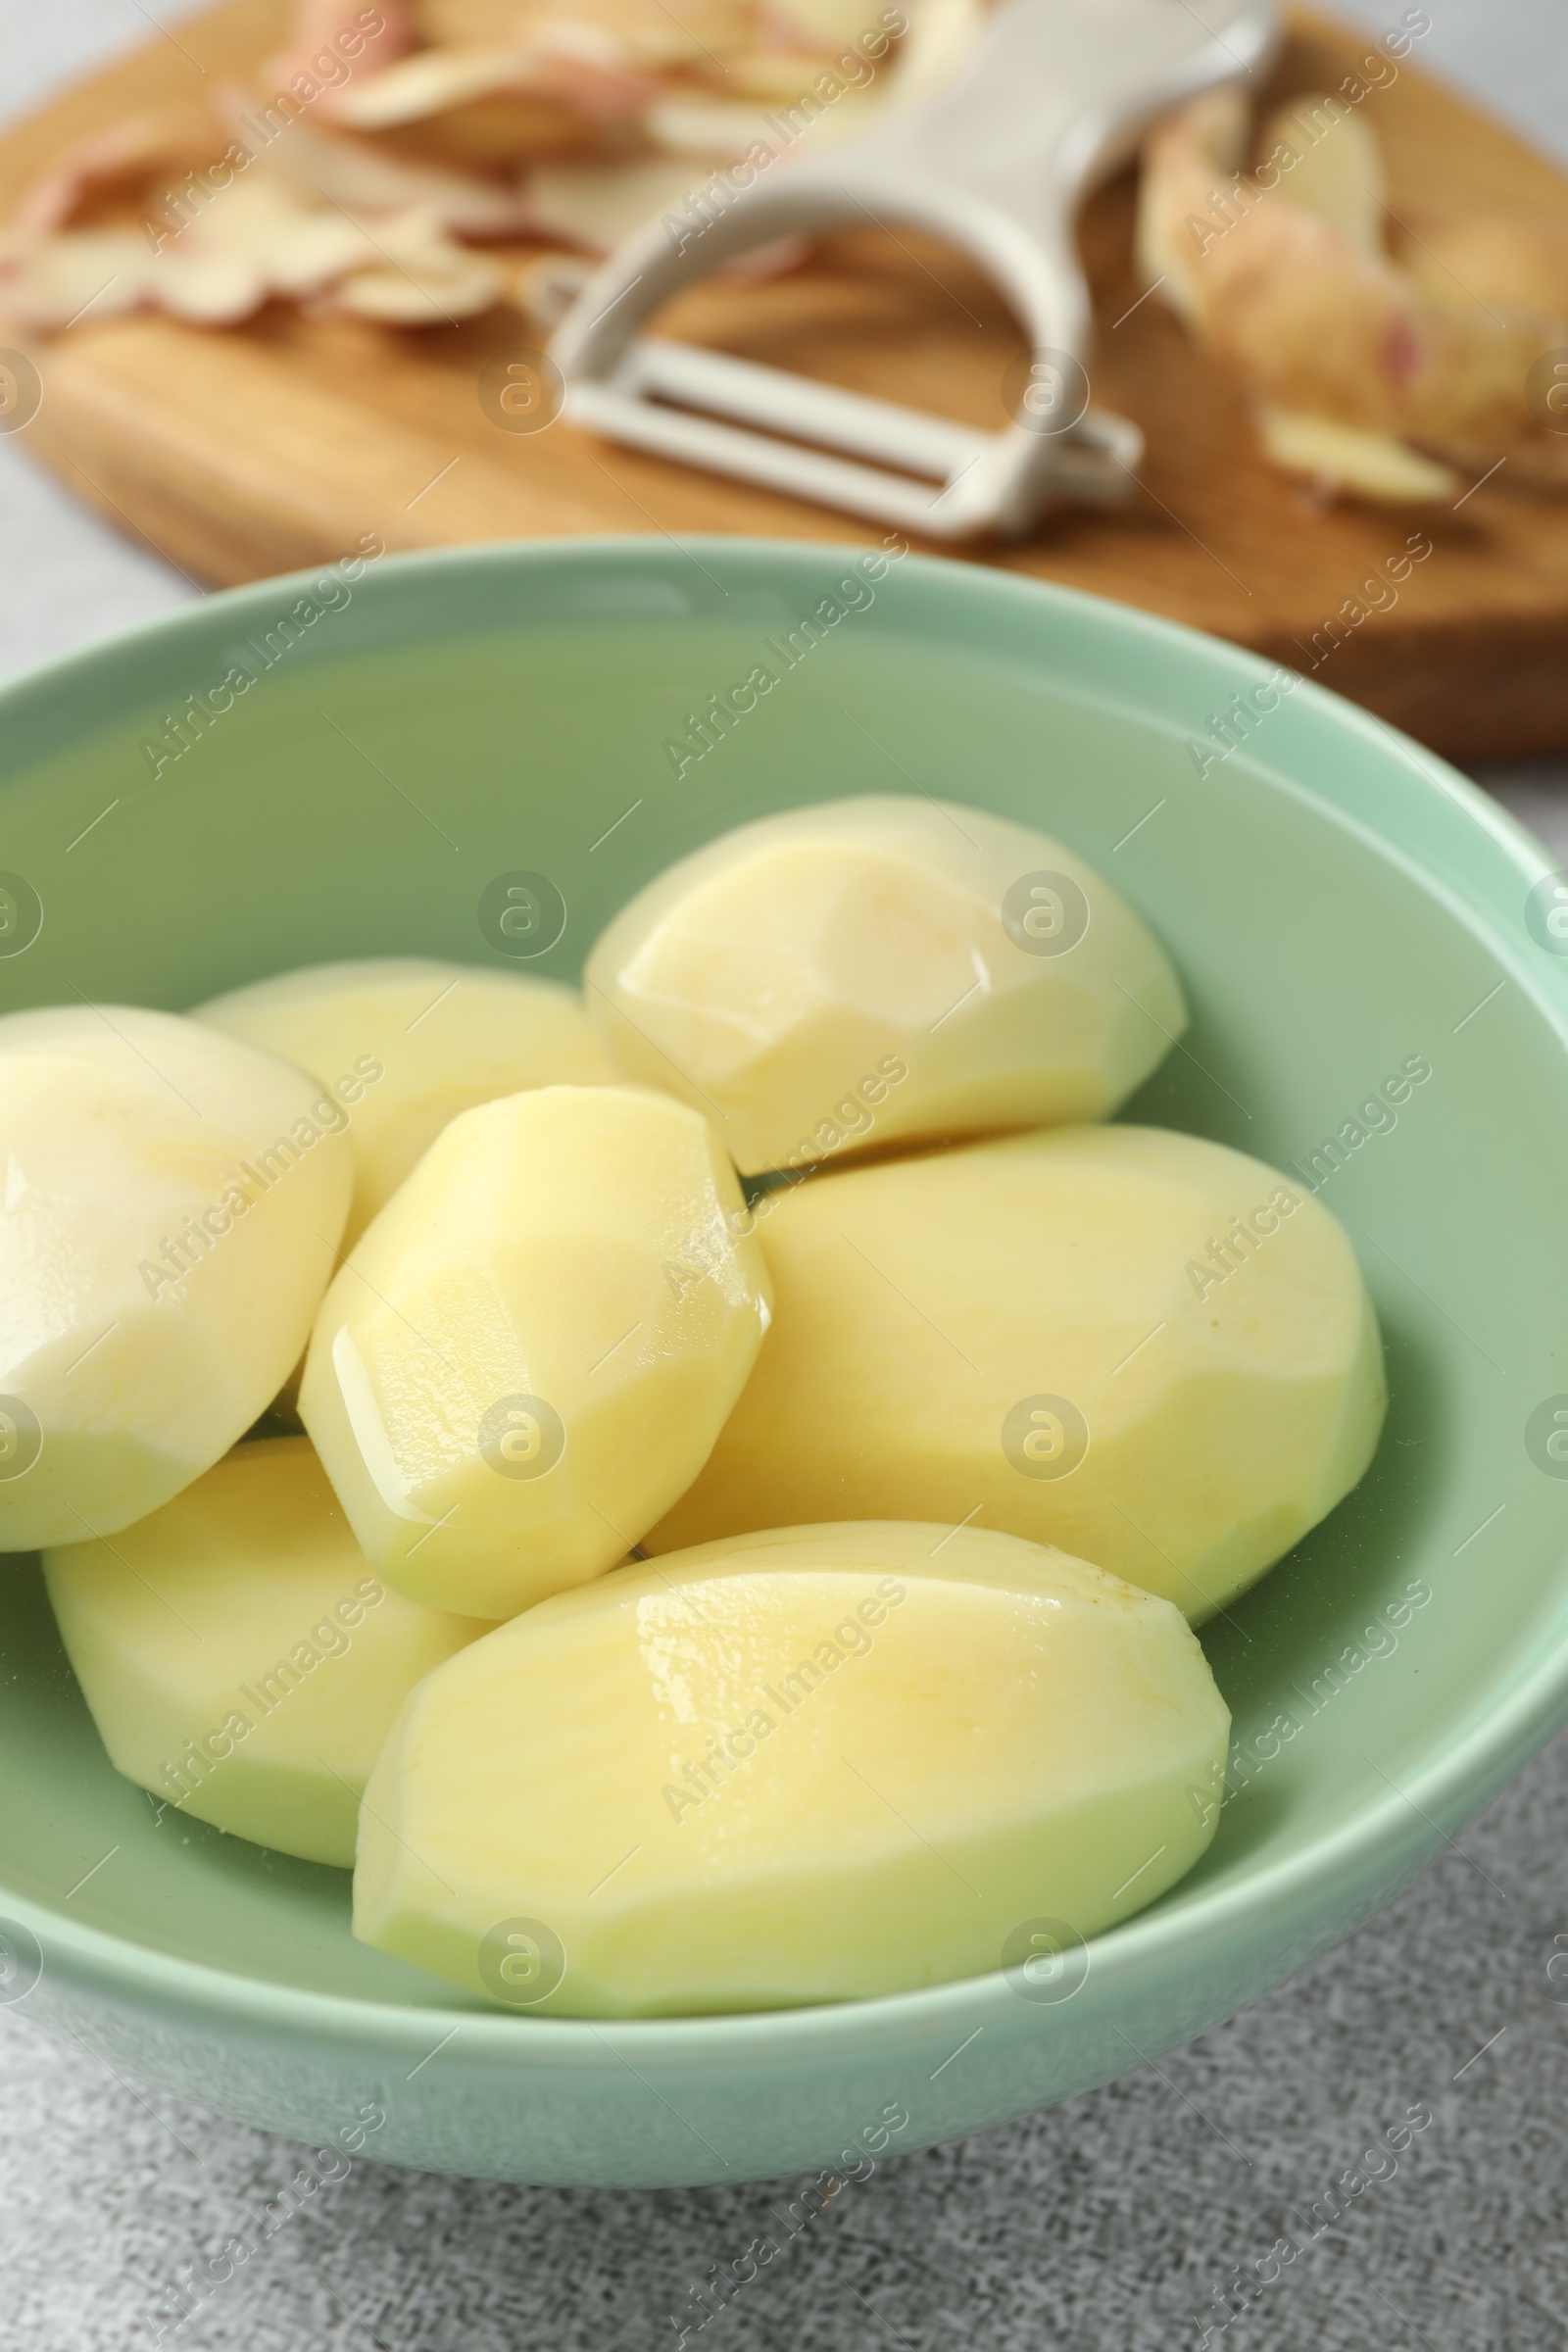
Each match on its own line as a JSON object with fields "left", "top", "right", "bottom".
{"left": 2, "top": 8, "right": 1568, "bottom": 2350}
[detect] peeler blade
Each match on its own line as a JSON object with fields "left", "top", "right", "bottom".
{"left": 563, "top": 337, "right": 1143, "bottom": 539}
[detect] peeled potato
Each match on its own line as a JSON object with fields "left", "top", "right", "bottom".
{"left": 354, "top": 1521, "right": 1230, "bottom": 2015}
{"left": 0, "top": 1005, "right": 351, "bottom": 1552}
{"left": 651, "top": 1126, "right": 1386, "bottom": 1621}
{"left": 196, "top": 957, "right": 615, "bottom": 1247}
{"left": 44, "top": 1437, "right": 492, "bottom": 1866}
{"left": 584, "top": 796, "right": 1186, "bottom": 1176}
{"left": 299, "top": 1084, "right": 771, "bottom": 1618}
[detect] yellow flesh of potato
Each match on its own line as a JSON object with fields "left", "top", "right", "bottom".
{"left": 354, "top": 1521, "right": 1230, "bottom": 2014}
{"left": 585, "top": 796, "right": 1187, "bottom": 1176}
{"left": 650, "top": 1125, "right": 1386, "bottom": 1621}
{"left": 195, "top": 957, "right": 615, "bottom": 1248}
{"left": 0, "top": 1005, "right": 351, "bottom": 1550}
{"left": 300, "top": 1084, "right": 772, "bottom": 1618}
{"left": 44, "top": 1436, "right": 493, "bottom": 1867}
{"left": 1254, "top": 407, "right": 1457, "bottom": 501}
{"left": 1256, "top": 98, "right": 1387, "bottom": 255}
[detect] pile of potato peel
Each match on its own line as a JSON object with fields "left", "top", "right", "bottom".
{"left": 1139, "top": 83, "right": 1568, "bottom": 501}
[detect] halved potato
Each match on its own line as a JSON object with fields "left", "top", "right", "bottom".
{"left": 300, "top": 1084, "right": 772, "bottom": 1618}
{"left": 649, "top": 1125, "right": 1386, "bottom": 1620}
{"left": 585, "top": 796, "right": 1186, "bottom": 1175}
{"left": 44, "top": 1436, "right": 492, "bottom": 1866}
{"left": 0, "top": 1004, "right": 351, "bottom": 1551}
{"left": 354, "top": 1521, "right": 1230, "bottom": 2013}
{"left": 196, "top": 956, "right": 615, "bottom": 1246}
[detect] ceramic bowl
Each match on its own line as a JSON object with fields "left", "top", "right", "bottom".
{"left": 2, "top": 536, "right": 1565, "bottom": 2186}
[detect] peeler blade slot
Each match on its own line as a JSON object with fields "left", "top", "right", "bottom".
{"left": 563, "top": 374, "right": 993, "bottom": 536}
{"left": 622, "top": 339, "right": 990, "bottom": 484}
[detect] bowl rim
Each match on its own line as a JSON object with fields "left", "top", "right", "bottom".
{"left": 4, "top": 529, "right": 1567, "bottom": 2066}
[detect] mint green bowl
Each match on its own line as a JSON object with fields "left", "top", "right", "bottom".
{"left": 2, "top": 536, "right": 1566, "bottom": 2187}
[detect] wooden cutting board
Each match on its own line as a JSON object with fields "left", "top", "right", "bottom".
{"left": 3, "top": 1, "right": 1567, "bottom": 761}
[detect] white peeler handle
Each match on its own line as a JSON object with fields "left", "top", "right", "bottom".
{"left": 552, "top": 0, "right": 1278, "bottom": 539}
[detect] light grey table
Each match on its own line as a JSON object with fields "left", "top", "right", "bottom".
{"left": 3, "top": 9, "right": 1567, "bottom": 2349}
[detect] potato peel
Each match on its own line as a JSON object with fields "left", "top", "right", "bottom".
{"left": 0, "top": 0, "right": 956, "bottom": 334}
{"left": 1138, "top": 89, "right": 1568, "bottom": 499}
{"left": 0, "top": 97, "right": 535, "bottom": 330}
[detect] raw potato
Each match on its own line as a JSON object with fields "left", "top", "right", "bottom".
{"left": 300, "top": 1084, "right": 771, "bottom": 1618}
{"left": 650, "top": 1125, "right": 1386, "bottom": 1621}
{"left": 196, "top": 957, "right": 616, "bottom": 1247}
{"left": 0, "top": 1005, "right": 351, "bottom": 1552}
{"left": 585, "top": 797, "right": 1187, "bottom": 1176}
{"left": 354, "top": 1521, "right": 1231, "bottom": 2015}
{"left": 45, "top": 1437, "right": 492, "bottom": 1866}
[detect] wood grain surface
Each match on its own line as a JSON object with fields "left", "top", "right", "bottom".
{"left": 3, "top": 0, "right": 1567, "bottom": 760}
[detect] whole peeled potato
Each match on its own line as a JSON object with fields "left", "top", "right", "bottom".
{"left": 585, "top": 796, "right": 1186, "bottom": 1176}
{"left": 649, "top": 1125, "right": 1386, "bottom": 1621}
{"left": 355, "top": 1521, "right": 1230, "bottom": 2015}
{"left": 300, "top": 1083, "right": 771, "bottom": 1618}
{"left": 0, "top": 1004, "right": 351, "bottom": 1550}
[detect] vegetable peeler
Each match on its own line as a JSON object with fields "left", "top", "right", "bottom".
{"left": 549, "top": 0, "right": 1279, "bottom": 542}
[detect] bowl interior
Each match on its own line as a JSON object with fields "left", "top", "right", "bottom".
{"left": 2, "top": 538, "right": 1566, "bottom": 2022}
